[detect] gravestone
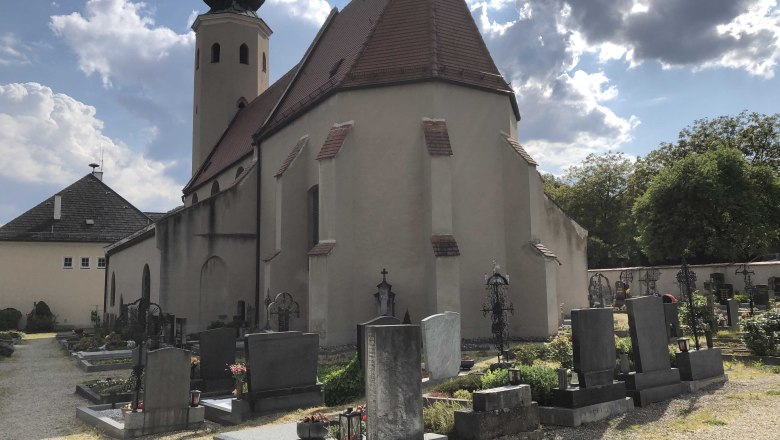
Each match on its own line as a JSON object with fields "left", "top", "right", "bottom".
{"left": 769, "top": 277, "right": 780, "bottom": 299}
{"left": 542, "top": 308, "right": 631, "bottom": 426}
{"left": 719, "top": 284, "right": 734, "bottom": 303}
{"left": 421, "top": 311, "right": 461, "bottom": 381}
{"left": 357, "top": 315, "right": 400, "bottom": 370}
{"left": 663, "top": 303, "right": 683, "bottom": 338}
{"left": 754, "top": 285, "right": 769, "bottom": 307}
{"left": 124, "top": 347, "right": 204, "bottom": 435}
{"left": 234, "top": 331, "right": 321, "bottom": 416}
{"left": 455, "top": 385, "right": 541, "bottom": 439}
{"left": 366, "top": 325, "right": 423, "bottom": 440}
{"left": 198, "top": 328, "right": 236, "bottom": 392}
{"left": 618, "top": 296, "right": 681, "bottom": 407}
{"left": 726, "top": 299, "right": 739, "bottom": 330}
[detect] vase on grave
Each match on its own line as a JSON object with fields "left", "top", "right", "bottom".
{"left": 234, "top": 379, "right": 244, "bottom": 399}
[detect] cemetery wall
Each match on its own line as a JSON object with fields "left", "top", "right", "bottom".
{"left": 0, "top": 241, "right": 107, "bottom": 328}
{"left": 591, "top": 261, "right": 780, "bottom": 298}
{"left": 105, "top": 232, "right": 160, "bottom": 317}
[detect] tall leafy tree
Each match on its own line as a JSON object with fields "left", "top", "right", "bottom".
{"left": 633, "top": 146, "right": 780, "bottom": 263}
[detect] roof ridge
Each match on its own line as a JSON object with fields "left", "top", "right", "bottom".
{"left": 86, "top": 173, "right": 153, "bottom": 222}
{"left": 337, "top": 0, "right": 393, "bottom": 89}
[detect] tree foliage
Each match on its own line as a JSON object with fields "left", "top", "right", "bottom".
{"left": 544, "top": 111, "right": 780, "bottom": 268}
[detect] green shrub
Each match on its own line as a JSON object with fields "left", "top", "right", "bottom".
{"left": 73, "top": 336, "right": 100, "bottom": 352}
{"left": 104, "top": 332, "right": 125, "bottom": 350}
{"left": 741, "top": 310, "right": 780, "bottom": 356}
{"left": 431, "top": 374, "right": 482, "bottom": 394}
{"left": 453, "top": 389, "right": 472, "bottom": 401}
{"left": 25, "top": 301, "right": 56, "bottom": 332}
{"left": 322, "top": 356, "right": 364, "bottom": 406}
{"left": 514, "top": 343, "right": 545, "bottom": 366}
{"left": 207, "top": 320, "right": 226, "bottom": 330}
{"left": 0, "top": 308, "right": 22, "bottom": 330}
{"left": 514, "top": 365, "right": 557, "bottom": 405}
{"left": 680, "top": 291, "right": 712, "bottom": 334}
{"left": 734, "top": 293, "right": 749, "bottom": 304}
{"left": 423, "top": 401, "right": 467, "bottom": 436}
{"left": 544, "top": 330, "right": 573, "bottom": 369}
{"left": 480, "top": 368, "right": 509, "bottom": 389}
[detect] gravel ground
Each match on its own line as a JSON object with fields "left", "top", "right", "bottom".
{"left": 3, "top": 337, "right": 780, "bottom": 440}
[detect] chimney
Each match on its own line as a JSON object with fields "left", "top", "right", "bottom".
{"left": 89, "top": 162, "right": 103, "bottom": 181}
{"left": 53, "top": 195, "right": 62, "bottom": 220}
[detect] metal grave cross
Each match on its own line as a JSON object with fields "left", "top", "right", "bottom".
{"left": 677, "top": 258, "right": 701, "bottom": 350}
{"left": 268, "top": 292, "right": 300, "bottom": 332}
{"left": 639, "top": 268, "right": 660, "bottom": 296}
{"left": 736, "top": 264, "right": 756, "bottom": 316}
{"left": 481, "top": 261, "right": 514, "bottom": 364}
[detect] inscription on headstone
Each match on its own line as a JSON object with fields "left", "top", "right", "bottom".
{"left": 366, "top": 325, "right": 423, "bottom": 440}
{"left": 357, "top": 315, "right": 400, "bottom": 369}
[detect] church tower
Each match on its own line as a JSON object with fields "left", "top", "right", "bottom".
{"left": 191, "top": 0, "right": 272, "bottom": 175}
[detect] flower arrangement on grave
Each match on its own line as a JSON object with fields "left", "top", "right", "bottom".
{"left": 121, "top": 401, "right": 143, "bottom": 414}
{"left": 300, "top": 412, "right": 331, "bottom": 423}
{"left": 228, "top": 362, "right": 247, "bottom": 381}
{"left": 190, "top": 356, "right": 200, "bottom": 378}
{"left": 296, "top": 412, "right": 331, "bottom": 439}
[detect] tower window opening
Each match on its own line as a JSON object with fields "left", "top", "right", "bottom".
{"left": 211, "top": 181, "right": 220, "bottom": 196}
{"left": 196, "top": 48, "right": 200, "bottom": 70}
{"left": 211, "top": 43, "right": 220, "bottom": 63}
{"left": 308, "top": 185, "right": 319, "bottom": 249}
{"left": 262, "top": 52, "right": 267, "bottom": 73}
{"left": 240, "top": 43, "right": 249, "bottom": 64}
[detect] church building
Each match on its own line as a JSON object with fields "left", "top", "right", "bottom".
{"left": 103, "top": 0, "right": 588, "bottom": 346}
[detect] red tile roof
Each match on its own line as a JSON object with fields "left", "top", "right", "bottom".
{"left": 308, "top": 241, "right": 336, "bottom": 256}
{"left": 431, "top": 235, "right": 460, "bottom": 257}
{"left": 274, "top": 135, "right": 309, "bottom": 177}
{"left": 531, "top": 241, "right": 562, "bottom": 265}
{"left": 422, "top": 119, "right": 453, "bottom": 156}
{"left": 262, "top": 248, "right": 281, "bottom": 262}
{"left": 504, "top": 135, "right": 538, "bottom": 166}
{"left": 316, "top": 124, "right": 353, "bottom": 160}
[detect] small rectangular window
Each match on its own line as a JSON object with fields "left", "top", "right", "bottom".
{"left": 63, "top": 257, "right": 73, "bottom": 269}
{"left": 81, "top": 257, "right": 90, "bottom": 269}
{"left": 97, "top": 257, "right": 106, "bottom": 269}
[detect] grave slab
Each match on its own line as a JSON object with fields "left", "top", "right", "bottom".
{"left": 453, "top": 403, "right": 542, "bottom": 440}
{"left": 357, "top": 315, "right": 400, "bottom": 369}
{"left": 625, "top": 382, "right": 683, "bottom": 407}
{"left": 680, "top": 374, "right": 728, "bottom": 394}
{"left": 539, "top": 397, "right": 633, "bottom": 427}
{"left": 676, "top": 348, "right": 725, "bottom": 381}
{"left": 366, "top": 325, "right": 423, "bottom": 440}
{"left": 421, "top": 311, "right": 461, "bottom": 381}
{"left": 552, "top": 381, "right": 626, "bottom": 408}
{"left": 472, "top": 385, "right": 532, "bottom": 412}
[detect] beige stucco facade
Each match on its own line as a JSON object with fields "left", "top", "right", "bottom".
{"left": 0, "top": 241, "right": 107, "bottom": 328}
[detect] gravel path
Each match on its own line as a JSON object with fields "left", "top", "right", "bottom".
{"left": 0, "top": 336, "right": 121, "bottom": 440}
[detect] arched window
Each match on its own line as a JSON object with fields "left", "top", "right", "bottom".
{"left": 211, "top": 43, "right": 220, "bottom": 63}
{"left": 211, "top": 181, "right": 220, "bottom": 196}
{"left": 110, "top": 273, "right": 116, "bottom": 307}
{"left": 262, "top": 52, "right": 267, "bottom": 73}
{"left": 308, "top": 185, "right": 319, "bottom": 249}
{"left": 196, "top": 48, "right": 200, "bottom": 70}
{"left": 239, "top": 43, "right": 249, "bottom": 64}
{"left": 192, "top": 193, "right": 199, "bottom": 204}
{"left": 235, "top": 166, "right": 244, "bottom": 179}
{"left": 142, "top": 264, "right": 150, "bottom": 304}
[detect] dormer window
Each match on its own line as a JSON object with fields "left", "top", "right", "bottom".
{"left": 211, "top": 43, "right": 220, "bottom": 63}
{"left": 240, "top": 43, "right": 249, "bottom": 64}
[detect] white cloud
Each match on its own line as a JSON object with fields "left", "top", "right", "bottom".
{"left": 268, "top": 0, "right": 332, "bottom": 26}
{"left": 0, "top": 33, "right": 31, "bottom": 66}
{"left": 0, "top": 83, "right": 181, "bottom": 212}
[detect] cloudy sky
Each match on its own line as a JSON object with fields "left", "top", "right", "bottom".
{"left": 0, "top": 0, "right": 778, "bottom": 224}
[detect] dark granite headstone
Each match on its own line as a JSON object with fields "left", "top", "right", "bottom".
{"left": 663, "top": 303, "right": 683, "bottom": 338}
{"left": 754, "top": 285, "right": 769, "bottom": 307}
{"left": 357, "top": 315, "right": 400, "bottom": 369}
{"left": 627, "top": 296, "right": 671, "bottom": 372}
{"left": 726, "top": 299, "right": 739, "bottom": 329}
{"left": 198, "top": 328, "right": 236, "bottom": 391}
{"left": 244, "top": 331, "right": 319, "bottom": 392}
{"left": 719, "top": 284, "right": 734, "bottom": 303}
{"left": 572, "top": 308, "right": 615, "bottom": 387}
{"left": 366, "top": 325, "right": 423, "bottom": 440}
{"left": 144, "top": 347, "right": 191, "bottom": 411}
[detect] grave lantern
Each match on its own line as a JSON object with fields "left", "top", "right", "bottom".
{"left": 374, "top": 268, "right": 396, "bottom": 317}
{"left": 677, "top": 337, "right": 689, "bottom": 353}
{"left": 339, "top": 408, "right": 361, "bottom": 440}
{"left": 190, "top": 389, "right": 201, "bottom": 407}
{"left": 508, "top": 367, "right": 521, "bottom": 385}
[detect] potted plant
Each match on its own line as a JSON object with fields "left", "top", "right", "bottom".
{"left": 296, "top": 412, "right": 330, "bottom": 439}
{"left": 228, "top": 362, "right": 247, "bottom": 399}
{"left": 460, "top": 355, "right": 475, "bottom": 370}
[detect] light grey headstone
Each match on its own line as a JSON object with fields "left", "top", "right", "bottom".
{"left": 144, "top": 347, "right": 191, "bottom": 411}
{"left": 571, "top": 308, "right": 615, "bottom": 387}
{"left": 421, "top": 311, "right": 460, "bottom": 380}
{"left": 726, "top": 299, "right": 739, "bottom": 329}
{"left": 357, "top": 315, "right": 400, "bottom": 369}
{"left": 244, "top": 331, "right": 318, "bottom": 392}
{"left": 626, "top": 296, "right": 671, "bottom": 373}
{"left": 366, "top": 325, "right": 423, "bottom": 440}
{"left": 199, "top": 328, "right": 236, "bottom": 383}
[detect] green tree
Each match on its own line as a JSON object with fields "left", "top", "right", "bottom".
{"left": 633, "top": 146, "right": 780, "bottom": 263}
{"left": 544, "top": 152, "right": 641, "bottom": 268}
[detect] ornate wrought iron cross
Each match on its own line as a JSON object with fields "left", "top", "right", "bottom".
{"left": 117, "top": 297, "right": 164, "bottom": 413}
{"left": 677, "top": 258, "right": 700, "bottom": 350}
{"left": 588, "top": 273, "right": 613, "bottom": 308}
{"left": 736, "top": 264, "right": 756, "bottom": 316}
{"left": 268, "top": 292, "right": 300, "bottom": 332}
{"left": 481, "top": 261, "right": 514, "bottom": 364}
{"left": 639, "top": 268, "right": 660, "bottom": 296}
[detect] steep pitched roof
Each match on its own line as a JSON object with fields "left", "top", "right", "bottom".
{"left": 422, "top": 119, "right": 453, "bottom": 156}
{"left": 257, "top": 0, "right": 518, "bottom": 139}
{"left": 0, "top": 174, "right": 152, "bottom": 243}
